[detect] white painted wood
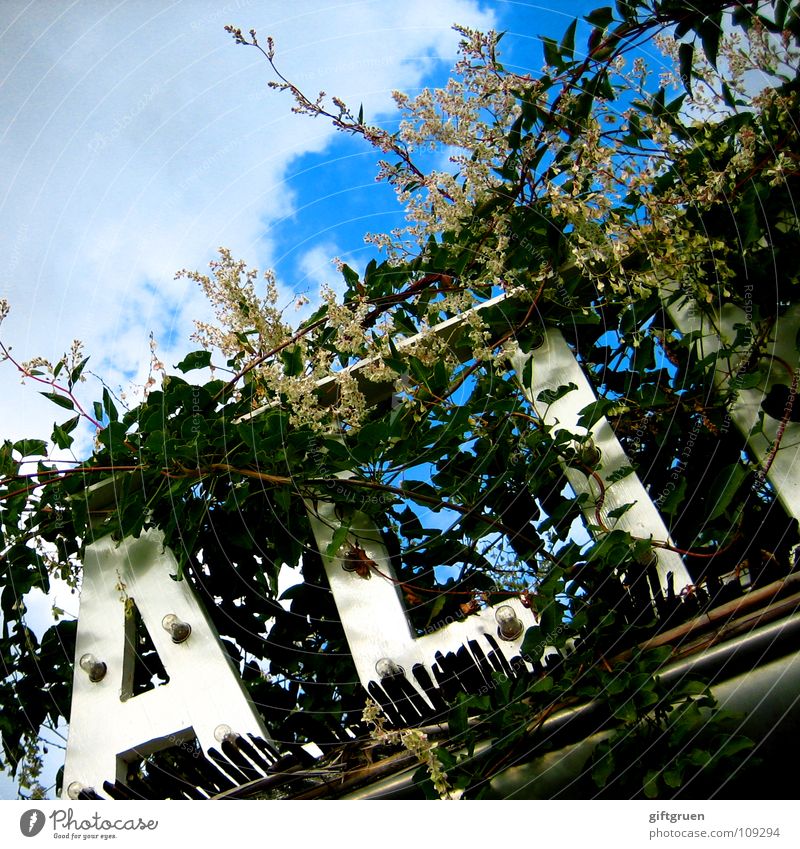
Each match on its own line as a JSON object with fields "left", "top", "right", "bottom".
{"left": 62, "top": 529, "right": 272, "bottom": 798}
{"left": 305, "top": 499, "right": 538, "bottom": 706}
{"left": 665, "top": 292, "right": 800, "bottom": 525}
{"left": 240, "top": 291, "right": 513, "bottom": 422}
{"left": 511, "top": 330, "right": 693, "bottom": 594}
{"left": 67, "top": 289, "right": 747, "bottom": 761}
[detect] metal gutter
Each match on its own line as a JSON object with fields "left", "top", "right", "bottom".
{"left": 335, "top": 607, "right": 800, "bottom": 799}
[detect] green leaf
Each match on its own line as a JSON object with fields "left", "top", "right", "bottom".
{"left": 643, "top": 768, "right": 660, "bottom": 798}
{"left": 51, "top": 423, "right": 73, "bottom": 450}
{"left": 521, "top": 356, "right": 533, "bottom": 388}
{"left": 707, "top": 462, "right": 749, "bottom": 521}
{"left": 735, "top": 367, "right": 765, "bottom": 390}
{"left": 402, "top": 479, "right": 440, "bottom": 506}
{"left": 520, "top": 625, "right": 543, "bottom": 660}
{"left": 606, "top": 464, "right": 635, "bottom": 484}
{"left": 591, "top": 741, "right": 615, "bottom": 788}
{"left": 775, "top": 0, "right": 790, "bottom": 29}
{"left": 717, "top": 737, "right": 754, "bottom": 759}
{"left": 102, "top": 388, "right": 118, "bottom": 422}
{"left": 721, "top": 81, "right": 736, "bottom": 109}
{"left": 398, "top": 506, "right": 424, "bottom": 540}
{"left": 62, "top": 415, "right": 80, "bottom": 434}
{"left": 340, "top": 264, "right": 360, "bottom": 289}
{"left": 560, "top": 18, "right": 578, "bottom": 62}
{"left": 577, "top": 397, "right": 615, "bottom": 430}
{"left": 69, "top": 356, "right": 90, "bottom": 387}
{"left": 538, "top": 601, "right": 562, "bottom": 642}
{"left": 537, "top": 382, "right": 577, "bottom": 405}
{"left": 326, "top": 522, "right": 351, "bottom": 558}
{"left": 39, "top": 392, "right": 75, "bottom": 412}
{"left": 613, "top": 700, "right": 638, "bottom": 722}
{"left": 687, "top": 749, "right": 711, "bottom": 767}
{"left": 699, "top": 20, "right": 720, "bottom": 69}
{"left": 448, "top": 694, "right": 470, "bottom": 738}
{"left": 144, "top": 430, "right": 166, "bottom": 454}
{"left": 425, "top": 594, "right": 447, "bottom": 627}
{"left": 176, "top": 350, "right": 212, "bottom": 373}
{"left": 677, "top": 679, "right": 709, "bottom": 697}
{"left": 97, "top": 421, "right": 129, "bottom": 453}
{"left": 586, "top": 6, "right": 614, "bottom": 28}
{"left": 541, "top": 36, "right": 562, "bottom": 69}
{"left": 659, "top": 475, "right": 687, "bottom": 517}
{"left": 281, "top": 344, "right": 304, "bottom": 377}
{"left": 508, "top": 114, "right": 523, "bottom": 150}
{"left": 615, "top": 0, "right": 635, "bottom": 23}
{"left": 13, "top": 439, "right": 47, "bottom": 457}
{"left": 607, "top": 502, "right": 634, "bottom": 519}
{"left": 738, "top": 184, "right": 763, "bottom": 248}
{"left": 529, "top": 674, "right": 554, "bottom": 694}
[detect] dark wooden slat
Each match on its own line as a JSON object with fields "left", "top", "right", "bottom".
{"left": 234, "top": 735, "right": 276, "bottom": 772}
{"left": 436, "top": 648, "right": 473, "bottom": 693}
{"left": 248, "top": 733, "right": 280, "bottom": 762}
{"left": 207, "top": 747, "right": 249, "bottom": 786}
{"left": 134, "top": 762, "right": 184, "bottom": 800}
{"left": 381, "top": 673, "right": 426, "bottom": 725}
{"left": 122, "top": 773, "right": 154, "bottom": 799}
{"left": 367, "top": 680, "right": 404, "bottom": 726}
{"left": 486, "top": 649, "right": 506, "bottom": 678}
{"left": 181, "top": 751, "right": 237, "bottom": 795}
{"left": 468, "top": 639, "right": 496, "bottom": 684}
{"left": 177, "top": 784, "right": 206, "bottom": 800}
{"left": 220, "top": 738, "right": 266, "bottom": 782}
{"left": 412, "top": 663, "right": 448, "bottom": 712}
{"left": 484, "top": 634, "right": 514, "bottom": 678}
{"left": 102, "top": 780, "right": 145, "bottom": 800}
{"left": 77, "top": 787, "right": 103, "bottom": 800}
{"left": 393, "top": 670, "right": 437, "bottom": 720}
{"left": 542, "top": 650, "right": 562, "bottom": 674}
{"left": 431, "top": 656, "right": 460, "bottom": 702}
{"left": 455, "top": 644, "right": 485, "bottom": 693}
{"left": 270, "top": 743, "right": 316, "bottom": 769}
{"left": 510, "top": 655, "right": 530, "bottom": 679}
{"left": 434, "top": 650, "right": 471, "bottom": 696}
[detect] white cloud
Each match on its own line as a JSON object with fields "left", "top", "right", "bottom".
{"left": 297, "top": 241, "right": 342, "bottom": 294}
{"left": 0, "top": 0, "right": 496, "bottom": 445}
{"left": 0, "top": 4, "right": 499, "bottom": 797}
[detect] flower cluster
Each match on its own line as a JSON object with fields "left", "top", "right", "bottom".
{"left": 362, "top": 699, "right": 455, "bottom": 799}
{"left": 179, "top": 248, "right": 289, "bottom": 360}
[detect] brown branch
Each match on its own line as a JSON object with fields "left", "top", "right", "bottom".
{"left": 0, "top": 341, "right": 101, "bottom": 429}
{"left": 213, "top": 315, "right": 328, "bottom": 402}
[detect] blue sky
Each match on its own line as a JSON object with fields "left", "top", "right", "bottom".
{"left": 0, "top": 0, "right": 608, "bottom": 799}
{"left": 0, "top": 0, "right": 602, "bottom": 450}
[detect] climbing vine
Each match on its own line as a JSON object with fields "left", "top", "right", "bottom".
{"left": 1, "top": 1, "right": 799, "bottom": 798}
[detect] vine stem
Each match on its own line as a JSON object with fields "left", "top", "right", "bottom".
{"left": 214, "top": 273, "right": 462, "bottom": 401}
{"left": 758, "top": 365, "right": 799, "bottom": 482}
{"left": 0, "top": 341, "right": 101, "bottom": 429}
{"left": 0, "top": 465, "right": 147, "bottom": 502}
{"left": 581, "top": 463, "right": 742, "bottom": 560}
{"left": 213, "top": 315, "right": 327, "bottom": 402}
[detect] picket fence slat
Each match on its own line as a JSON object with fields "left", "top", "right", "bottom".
{"left": 665, "top": 291, "right": 800, "bottom": 524}
{"left": 62, "top": 529, "right": 273, "bottom": 799}
{"left": 511, "top": 331, "right": 692, "bottom": 593}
